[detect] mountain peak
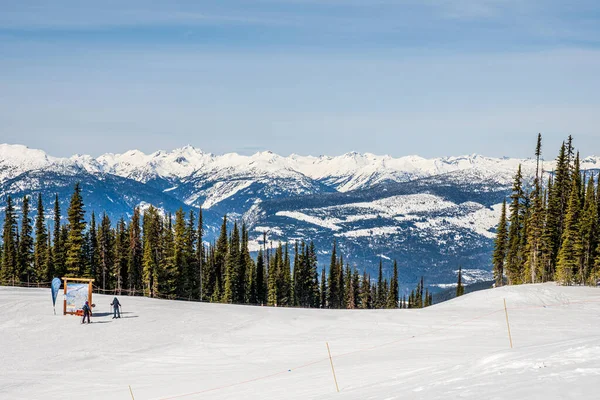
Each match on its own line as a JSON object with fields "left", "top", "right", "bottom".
{"left": 0, "top": 143, "right": 54, "bottom": 170}
{"left": 2, "top": 142, "right": 600, "bottom": 192}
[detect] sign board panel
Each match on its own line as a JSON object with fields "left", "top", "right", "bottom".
{"left": 62, "top": 278, "right": 94, "bottom": 315}
{"left": 65, "top": 283, "right": 89, "bottom": 314}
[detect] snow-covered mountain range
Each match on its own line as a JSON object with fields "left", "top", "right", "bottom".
{"left": 2, "top": 143, "right": 599, "bottom": 288}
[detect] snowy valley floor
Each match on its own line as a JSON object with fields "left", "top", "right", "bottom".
{"left": 1, "top": 283, "right": 600, "bottom": 400}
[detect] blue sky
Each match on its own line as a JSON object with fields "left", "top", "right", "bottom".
{"left": 1, "top": 0, "right": 599, "bottom": 158}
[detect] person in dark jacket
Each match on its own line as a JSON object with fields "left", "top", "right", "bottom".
{"left": 111, "top": 297, "right": 121, "bottom": 319}
{"left": 82, "top": 301, "right": 92, "bottom": 324}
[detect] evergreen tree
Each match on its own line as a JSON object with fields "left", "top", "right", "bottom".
{"left": 161, "top": 213, "right": 176, "bottom": 298}
{"left": 280, "top": 243, "right": 292, "bottom": 306}
{"left": 113, "top": 217, "right": 128, "bottom": 293}
{"left": 256, "top": 249, "right": 266, "bottom": 304}
{"left": 352, "top": 268, "right": 360, "bottom": 309}
{"left": 556, "top": 178, "right": 584, "bottom": 285}
{"left": 360, "top": 271, "right": 371, "bottom": 309}
{"left": 592, "top": 178, "right": 600, "bottom": 284}
{"left": 52, "top": 194, "right": 65, "bottom": 278}
{"left": 81, "top": 230, "right": 91, "bottom": 280}
{"left": 267, "top": 243, "right": 278, "bottom": 306}
{"left": 268, "top": 242, "right": 290, "bottom": 306}
{"left": 337, "top": 256, "right": 345, "bottom": 309}
{"left": 580, "top": 175, "right": 597, "bottom": 284}
{"left": 45, "top": 232, "right": 54, "bottom": 281}
{"left": 18, "top": 196, "right": 34, "bottom": 283}
{"left": 387, "top": 260, "right": 399, "bottom": 308}
{"left": 554, "top": 143, "right": 572, "bottom": 254}
{"left": 33, "top": 194, "right": 48, "bottom": 282}
{"left": 142, "top": 206, "right": 161, "bottom": 297}
{"left": 376, "top": 259, "right": 384, "bottom": 308}
{"left": 293, "top": 241, "right": 314, "bottom": 307}
{"left": 319, "top": 267, "right": 327, "bottom": 308}
{"left": 128, "top": 207, "right": 143, "bottom": 294}
{"left": 592, "top": 235, "right": 600, "bottom": 285}
{"left": 241, "top": 224, "right": 255, "bottom": 304}
{"left": 1, "top": 196, "right": 18, "bottom": 284}
{"left": 456, "top": 266, "right": 465, "bottom": 297}
{"left": 184, "top": 210, "right": 198, "bottom": 298}
{"left": 345, "top": 265, "right": 354, "bottom": 309}
{"left": 65, "top": 183, "right": 86, "bottom": 276}
{"left": 524, "top": 135, "right": 545, "bottom": 283}
{"left": 382, "top": 279, "right": 389, "bottom": 309}
{"left": 88, "top": 212, "right": 99, "bottom": 282}
{"left": 327, "top": 241, "right": 339, "bottom": 308}
{"left": 492, "top": 200, "right": 508, "bottom": 286}
{"left": 213, "top": 216, "right": 228, "bottom": 300}
{"left": 540, "top": 175, "right": 556, "bottom": 281}
{"left": 98, "top": 213, "right": 114, "bottom": 288}
{"left": 172, "top": 209, "right": 187, "bottom": 297}
{"left": 222, "top": 221, "right": 240, "bottom": 303}
{"left": 196, "top": 208, "right": 205, "bottom": 300}
{"left": 506, "top": 165, "right": 525, "bottom": 284}
{"left": 415, "top": 276, "right": 424, "bottom": 308}
{"left": 309, "top": 243, "right": 321, "bottom": 308}
{"left": 60, "top": 225, "right": 69, "bottom": 275}
{"left": 208, "top": 247, "right": 221, "bottom": 303}
{"left": 370, "top": 282, "right": 377, "bottom": 308}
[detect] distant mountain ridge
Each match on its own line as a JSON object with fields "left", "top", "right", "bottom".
{"left": 4, "top": 143, "right": 600, "bottom": 192}
{"left": 1, "top": 143, "right": 599, "bottom": 290}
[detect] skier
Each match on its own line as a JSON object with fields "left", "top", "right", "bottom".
{"left": 110, "top": 297, "right": 121, "bottom": 319}
{"left": 82, "top": 301, "right": 92, "bottom": 324}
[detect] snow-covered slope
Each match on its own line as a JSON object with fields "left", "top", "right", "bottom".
{"left": 2, "top": 284, "right": 600, "bottom": 400}
{"left": 249, "top": 188, "right": 504, "bottom": 285}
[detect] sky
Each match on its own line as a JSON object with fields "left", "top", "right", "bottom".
{"left": 1, "top": 0, "right": 599, "bottom": 159}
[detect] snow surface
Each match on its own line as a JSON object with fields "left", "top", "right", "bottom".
{"left": 2, "top": 284, "right": 600, "bottom": 400}
{"left": 413, "top": 202, "right": 504, "bottom": 239}
{"left": 276, "top": 210, "right": 343, "bottom": 231}
{"left": 273, "top": 195, "right": 503, "bottom": 242}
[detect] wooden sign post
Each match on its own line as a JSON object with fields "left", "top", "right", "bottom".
{"left": 62, "top": 278, "right": 94, "bottom": 315}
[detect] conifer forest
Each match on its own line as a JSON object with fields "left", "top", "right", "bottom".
{"left": 0, "top": 184, "right": 433, "bottom": 309}
{"left": 492, "top": 134, "right": 600, "bottom": 287}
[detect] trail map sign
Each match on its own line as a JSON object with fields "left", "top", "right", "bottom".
{"left": 63, "top": 278, "right": 94, "bottom": 315}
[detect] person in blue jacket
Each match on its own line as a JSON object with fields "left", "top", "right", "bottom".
{"left": 81, "top": 301, "right": 92, "bottom": 324}
{"left": 111, "top": 297, "right": 121, "bottom": 319}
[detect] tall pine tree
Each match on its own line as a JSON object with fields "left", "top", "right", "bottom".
{"left": 506, "top": 165, "right": 525, "bottom": 284}
{"left": 34, "top": 194, "right": 48, "bottom": 282}
{"left": 555, "top": 178, "right": 583, "bottom": 284}
{"left": 18, "top": 196, "right": 34, "bottom": 283}
{"left": 492, "top": 200, "right": 508, "bottom": 286}
{"left": 456, "top": 266, "right": 465, "bottom": 297}
{"left": 387, "top": 260, "right": 399, "bottom": 308}
{"left": 65, "top": 183, "right": 86, "bottom": 276}
{"left": 1, "top": 196, "right": 18, "bottom": 284}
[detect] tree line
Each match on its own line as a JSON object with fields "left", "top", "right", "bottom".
{"left": 0, "top": 183, "right": 435, "bottom": 309}
{"left": 492, "top": 134, "right": 600, "bottom": 286}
